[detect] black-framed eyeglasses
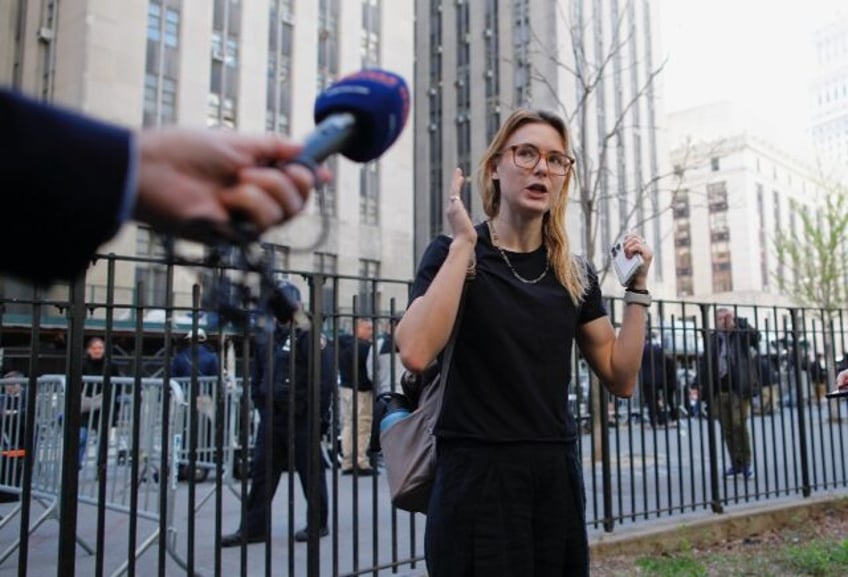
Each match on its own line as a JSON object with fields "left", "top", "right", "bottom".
{"left": 502, "top": 143, "right": 575, "bottom": 176}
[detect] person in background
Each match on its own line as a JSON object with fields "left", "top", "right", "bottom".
{"left": 754, "top": 352, "right": 779, "bottom": 416}
{"left": 79, "top": 336, "right": 122, "bottom": 468}
{"left": 170, "top": 328, "right": 220, "bottom": 379}
{"left": 338, "top": 318, "right": 375, "bottom": 476}
{"left": 808, "top": 352, "right": 828, "bottom": 405}
{"left": 640, "top": 335, "right": 679, "bottom": 427}
{"left": 366, "top": 316, "right": 403, "bottom": 466}
{"left": 395, "top": 108, "right": 652, "bottom": 577}
{"left": 697, "top": 309, "right": 760, "bottom": 480}
{"left": 221, "top": 282, "right": 334, "bottom": 546}
{"left": 0, "top": 88, "right": 329, "bottom": 285}
{"left": 367, "top": 316, "right": 402, "bottom": 397}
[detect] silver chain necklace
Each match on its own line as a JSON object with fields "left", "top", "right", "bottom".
{"left": 487, "top": 220, "right": 550, "bottom": 285}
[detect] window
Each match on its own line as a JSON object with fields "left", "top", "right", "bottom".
{"left": 710, "top": 157, "right": 720, "bottom": 171}
{"left": 262, "top": 243, "right": 291, "bottom": 280}
{"left": 674, "top": 220, "right": 691, "bottom": 247}
{"left": 266, "top": 1, "right": 294, "bottom": 135}
{"left": 143, "top": 1, "right": 181, "bottom": 127}
{"left": 210, "top": 0, "right": 240, "bottom": 129}
{"left": 707, "top": 182, "right": 728, "bottom": 212}
{"left": 144, "top": 73, "right": 158, "bottom": 120}
{"left": 135, "top": 227, "right": 168, "bottom": 308}
{"left": 710, "top": 211, "right": 729, "bottom": 242}
{"left": 316, "top": 156, "right": 337, "bottom": 217}
{"left": 164, "top": 8, "right": 180, "bottom": 47}
{"left": 360, "top": 162, "right": 379, "bottom": 225}
{"left": 358, "top": 258, "right": 380, "bottom": 316}
{"left": 314, "top": 251, "right": 338, "bottom": 316}
{"left": 672, "top": 189, "right": 690, "bottom": 218}
{"left": 711, "top": 242, "right": 733, "bottom": 293}
{"left": 207, "top": 93, "right": 236, "bottom": 128}
{"left": 147, "top": 3, "right": 162, "bottom": 41}
{"left": 226, "top": 37, "right": 239, "bottom": 67}
{"left": 360, "top": 0, "right": 381, "bottom": 67}
{"left": 160, "top": 77, "right": 177, "bottom": 123}
{"left": 675, "top": 248, "right": 693, "bottom": 296}
{"left": 317, "top": 0, "right": 340, "bottom": 88}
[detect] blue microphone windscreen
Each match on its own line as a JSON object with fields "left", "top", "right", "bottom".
{"left": 314, "top": 69, "right": 410, "bottom": 163}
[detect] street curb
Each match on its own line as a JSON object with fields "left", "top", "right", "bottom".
{"left": 590, "top": 492, "right": 848, "bottom": 559}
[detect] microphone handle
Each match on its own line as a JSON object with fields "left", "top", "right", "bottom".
{"left": 181, "top": 111, "right": 357, "bottom": 245}
{"left": 289, "top": 111, "right": 357, "bottom": 168}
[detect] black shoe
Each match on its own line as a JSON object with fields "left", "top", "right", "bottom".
{"left": 294, "top": 526, "right": 329, "bottom": 542}
{"left": 356, "top": 467, "right": 377, "bottom": 476}
{"left": 341, "top": 468, "right": 354, "bottom": 476}
{"left": 221, "top": 531, "right": 266, "bottom": 547}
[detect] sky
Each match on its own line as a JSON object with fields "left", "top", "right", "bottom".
{"left": 659, "top": 0, "right": 845, "bottom": 146}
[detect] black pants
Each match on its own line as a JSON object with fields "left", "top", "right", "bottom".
{"left": 642, "top": 382, "right": 677, "bottom": 425}
{"left": 242, "top": 402, "right": 328, "bottom": 535}
{"left": 425, "top": 440, "right": 588, "bottom": 577}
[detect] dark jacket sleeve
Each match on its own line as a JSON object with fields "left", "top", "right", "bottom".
{"left": 170, "top": 350, "right": 191, "bottom": 378}
{"left": 0, "top": 89, "right": 131, "bottom": 284}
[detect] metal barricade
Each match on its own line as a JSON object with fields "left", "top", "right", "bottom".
{"left": 0, "top": 375, "right": 193, "bottom": 577}
{"left": 0, "top": 375, "right": 77, "bottom": 561}
{"left": 169, "top": 376, "right": 258, "bottom": 508}
{"left": 0, "top": 374, "right": 28, "bottom": 502}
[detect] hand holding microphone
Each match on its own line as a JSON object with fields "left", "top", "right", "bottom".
{"left": 152, "top": 68, "right": 410, "bottom": 326}
{"left": 146, "top": 68, "right": 410, "bottom": 244}
{"left": 133, "top": 130, "right": 328, "bottom": 241}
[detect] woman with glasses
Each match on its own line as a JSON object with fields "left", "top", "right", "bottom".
{"left": 395, "top": 109, "right": 652, "bottom": 577}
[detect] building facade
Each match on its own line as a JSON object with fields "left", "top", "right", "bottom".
{"left": 1, "top": 0, "right": 415, "bottom": 323}
{"left": 668, "top": 102, "right": 827, "bottom": 306}
{"left": 810, "top": 13, "right": 848, "bottom": 179}
{"left": 413, "top": 0, "right": 675, "bottom": 297}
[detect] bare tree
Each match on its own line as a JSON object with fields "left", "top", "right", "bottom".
{"left": 511, "top": 1, "right": 678, "bottom": 451}
{"left": 524, "top": 3, "right": 668, "bottom": 278}
{"left": 773, "top": 181, "right": 848, "bottom": 382}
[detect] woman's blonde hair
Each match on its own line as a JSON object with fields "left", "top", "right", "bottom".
{"left": 476, "top": 109, "right": 587, "bottom": 304}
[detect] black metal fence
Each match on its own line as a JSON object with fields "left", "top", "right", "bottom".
{"left": 2, "top": 254, "right": 848, "bottom": 576}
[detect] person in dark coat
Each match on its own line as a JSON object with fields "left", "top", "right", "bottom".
{"left": 170, "top": 328, "right": 220, "bottom": 379}
{"left": 640, "top": 338, "right": 678, "bottom": 427}
{"left": 79, "top": 336, "right": 122, "bottom": 468}
{"left": 338, "top": 318, "right": 375, "bottom": 475}
{"left": 221, "top": 282, "right": 335, "bottom": 546}
{"left": 697, "top": 309, "right": 760, "bottom": 479}
{"left": 808, "top": 352, "right": 828, "bottom": 404}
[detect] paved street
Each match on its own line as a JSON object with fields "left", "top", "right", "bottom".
{"left": 2, "top": 403, "right": 848, "bottom": 576}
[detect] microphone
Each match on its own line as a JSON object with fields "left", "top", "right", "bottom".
{"left": 256, "top": 69, "right": 409, "bottom": 325}
{"left": 292, "top": 67, "right": 410, "bottom": 167}
{"left": 195, "top": 69, "right": 409, "bottom": 327}
{"left": 192, "top": 68, "right": 409, "bottom": 244}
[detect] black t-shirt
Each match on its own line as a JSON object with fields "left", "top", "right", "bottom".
{"left": 409, "top": 222, "right": 606, "bottom": 443}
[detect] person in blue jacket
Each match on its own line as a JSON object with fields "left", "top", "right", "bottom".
{"left": 0, "top": 88, "right": 328, "bottom": 285}
{"left": 170, "top": 329, "right": 220, "bottom": 379}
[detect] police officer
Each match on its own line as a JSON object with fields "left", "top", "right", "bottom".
{"left": 222, "top": 281, "right": 334, "bottom": 546}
